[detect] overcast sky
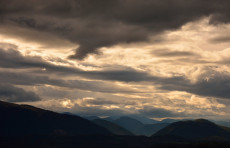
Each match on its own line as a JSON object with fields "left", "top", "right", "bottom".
{"left": 1, "top": 0, "right": 230, "bottom": 120}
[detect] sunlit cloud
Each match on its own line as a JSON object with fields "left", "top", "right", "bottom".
{"left": 1, "top": 9, "right": 230, "bottom": 120}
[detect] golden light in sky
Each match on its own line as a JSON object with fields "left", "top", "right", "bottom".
{"left": 1, "top": 0, "right": 230, "bottom": 121}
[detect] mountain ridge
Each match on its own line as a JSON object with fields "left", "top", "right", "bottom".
{"left": 93, "top": 119, "right": 134, "bottom": 135}
{"left": 153, "top": 119, "right": 230, "bottom": 140}
{"left": 0, "top": 101, "right": 112, "bottom": 136}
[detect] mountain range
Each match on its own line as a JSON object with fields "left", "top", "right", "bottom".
{"left": 1, "top": 101, "right": 230, "bottom": 148}
{"left": 85, "top": 116, "right": 171, "bottom": 136}
{"left": 92, "top": 119, "right": 133, "bottom": 135}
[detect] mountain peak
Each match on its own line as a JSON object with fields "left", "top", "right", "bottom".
{"left": 194, "top": 118, "right": 212, "bottom": 123}
{"left": 153, "top": 119, "right": 230, "bottom": 140}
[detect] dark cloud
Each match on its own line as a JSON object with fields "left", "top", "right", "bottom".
{"left": 71, "top": 105, "right": 127, "bottom": 117}
{"left": 208, "top": 1, "right": 230, "bottom": 25}
{"left": 3, "top": 65, "right": 230, "bottom": 100}
{"left": 0, "top": 83, "right": 41, "bottom": 102}
{"left": 1, "top": 45, "right": 230, "bottom": 99}
{"left": 0, "top": 70, "right": 142, "bottom": 94}
{"left": 188, "top": 74, "right": 230, "bottom": 99}
{"left": 138, "top": 106, "right": 186, "bottom": 118}
{"left": 0, "top": 46, "right": 143, "bottom": 93}
{"left": 0, "top": 46, "right": 152, "bottom": 82}
{"left": 209, "top": 36, "right": 230, "bottom": 43}
{"left": 152, "top": 49, "right": 198, "bottom": 57}
{"left": 0, "top": 47, "right": 50, "bottom": 68}
{"left": 80, "top": 97, "right": 137, "bottom": 106}
{"left": 156, "top": 69, "right": 230, "bottom": 99}
{"left": 1, "top": 0, "right": 230, "bottom": 59}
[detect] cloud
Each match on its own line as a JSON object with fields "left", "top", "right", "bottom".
{"left": 0, "top": 45, "right": 144, "bottom": 93}
{"left": 0, "top": 83, "right": 41, "bottom": 102}
{"left": 0, "top": 46, "right": 50, "bottom": 68}
{"left": 157, "top": 66, "right": 230, "bottom": 99}
{"left": 2, "top": 1, "right": 230, "bottom": 119}
{"left": 209, "top": 36, "right": 230, "bottom": 43}
{"left": 138, "top": 106, "right": 186, "bottom": 118}
{"left": 187, "top": 69, "right": 230, "bottom": 99}
{"left": 75, "top": 97, "right": 137, "bottom": 107}
{"left": 2, "top": 44, "right": 230, "bottom": 100}
{"left": 0, "top": 46, "right": 152, "bottom": 82}
{"left": 0, "top": 70, "right": 143, "bottom": 94}
{"left": 2, "top": 46, "right": 230, "bottom": 99}
{"left": 1, "top": 0, "right": 230, "bottom": 59}
{"left": 152, "top": 49, "right": 198, "bottom": 57}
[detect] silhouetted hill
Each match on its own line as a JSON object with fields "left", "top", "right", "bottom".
{"left": 113, "top": 116, "right": 144, "bottom": 133}
{"left": 2, "top": 106, "right": 230, "bottom": 148}
{"left": 135, "top": 123, "right": 170, "bottom": 136}
{"left": 0, "top": 135, "right": 151, "bottom": 148}
{"left": 93, "top": 119, "right": 133, "bottom": 135}
{"left": 0, "top": 101, "right": 111, "bottom": 136}
{"left": 72, "top": 115, "right": 168, "bottom": 136}
{"left": 62, "top": 112, "right": 75, "bottom": 115}
{"left": 154, "top": 119, "right": 230, "bottom": 140}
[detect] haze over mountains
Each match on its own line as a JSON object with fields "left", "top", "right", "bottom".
{"left": 83, "top": 115, "right": 230, "bottom": 137}
{"left": 83, "top": 115, "right": 172, "bottom": 136}
{"left": 92, "top": 119, "right": 133, "bottom": 136}
{"left": 65, "top": 112, "right": 230, "bottom": 137}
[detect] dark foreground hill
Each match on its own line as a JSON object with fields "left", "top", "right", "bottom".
{"left": 2, "top": 134, "right": 230, "bottom": 148}
{"left": 0, "top": 101, "right": 111, "bottom": 136}
{"left": 154, "top": 119, "right": 230, "bottom": 140}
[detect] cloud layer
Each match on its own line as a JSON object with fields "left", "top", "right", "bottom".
{"left": 1, "top": 0, "right": 230, "bottom": 59}
{"left": 1, "top": 1, "right": 230, "bottom": 119}
{"left": 0, "top": 84, "right": 41, "bottom": 102}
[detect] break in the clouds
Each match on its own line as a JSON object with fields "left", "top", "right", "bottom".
{"left": 1, "top": 1, "right": 230, "bottom": 119}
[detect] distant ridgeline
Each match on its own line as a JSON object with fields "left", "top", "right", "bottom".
{"left": 1, "top": 101, "right": 230, "bottom": 148}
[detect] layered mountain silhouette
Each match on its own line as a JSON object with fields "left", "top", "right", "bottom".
{"left": 96, "top": 116, "right": 171, "bottom": 136}
{"left": 102, "top": 115, "right": 159, "bottom": 124}
{"left": 113, "top": 116, "right": 144, "bottom": 133}
{"left": 93, "top": 119, "right": 133, "bottom": 135}
{"left": 83, "top": 115, "right": 101, "bottom": 120}
{"left": 0, "top": 101, "right": 111, "bottom": 136}
{"left": 2, "top": 101, "right": 230, "bottom": 148}
{"left": 81, "top": 115, "right": 177, "bottom": 136}
{"left": 154, "top": 119, "right": 230, "bottom": 140}
{"left": 125, "top": 115, "right": 160, "bottom": 124}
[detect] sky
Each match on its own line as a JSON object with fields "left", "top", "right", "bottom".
{"left": 1, "top": 0, "right": 230, "bottom": 120}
